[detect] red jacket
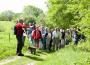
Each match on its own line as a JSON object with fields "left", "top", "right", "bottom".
{"left": 22, "top": 23, "right": 29, "bottom": 28}
{"left": 16, "top": 23, "right": 24, "bottom": 36}
{"left": 32, "top": 29, "right": 41, "bottom": 40}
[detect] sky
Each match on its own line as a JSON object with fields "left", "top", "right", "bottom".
{"left": 0, "top": 0, "right": 48, "bottom": 13}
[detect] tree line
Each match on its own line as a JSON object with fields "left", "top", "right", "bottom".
{"left": 0, "top": 5, "right": 45, "bottom": 24}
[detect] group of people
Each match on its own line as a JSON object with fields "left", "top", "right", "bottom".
{"left": 14, "top": 19, "right": 86, "bottom": 56}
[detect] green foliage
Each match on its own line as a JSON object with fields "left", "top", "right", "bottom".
{"left": 46, "top": 0, "right": 90, "bottom": 52}
{"left": 0, "top": 10, "right": 15, "bottom": 21}
{"left": 78, "top": 41, "right": 90, "bottom": 52}
{"left": 23, "top": 16, "right": 36, "bottom": 25}
{"left": 0, "top": 14, "right": 9, "bottom": 21}
{"left": 13, "top": 13, "right": 22, "bottom": 21}
{"left": 17, "top": 5, "right": 45, "bottom": 25}
{"left": 37, "top": 13, "right": 46, "bottom": 26}
{"left": 22, "top": 5, "right": 43, "bottom": 17}
{"left": 47, "top": 0, "right": 90, "bottom": 28}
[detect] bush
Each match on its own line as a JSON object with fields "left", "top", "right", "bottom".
{"left": 77, "top": 40, "right": 90, "bottom": 52}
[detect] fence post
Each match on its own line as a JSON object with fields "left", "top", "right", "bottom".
{"left": 9, "top": 33, "right": 10, "bottom": 42}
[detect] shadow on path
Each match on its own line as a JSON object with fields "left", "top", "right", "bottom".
{"left": 25, "top": 55, "right": 44, "bottom": 61}
{"left": 37, "top": 51, "right": 47, "bottom": 55}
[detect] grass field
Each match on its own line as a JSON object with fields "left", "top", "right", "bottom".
{"left": 0, "top": 21, "right": 29, "bottom": 60}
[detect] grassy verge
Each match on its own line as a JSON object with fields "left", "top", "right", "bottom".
{"left": 36, "top": 45, "right": 90, "bottom": 65}
{"left": 0, "top": 21, "right": 29, "bottom": 60}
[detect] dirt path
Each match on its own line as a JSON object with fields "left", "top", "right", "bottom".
{"left": 0, "top": 56, "right": 21, "bottom": 65}
{"left": 0, "top": 51, "right": 47, "bottom": 65}
{"left": 27, "top": 61, "right": 35, "bottom": 65}
{"left": 26, "top": 53, "right": 46, "bottom": 65}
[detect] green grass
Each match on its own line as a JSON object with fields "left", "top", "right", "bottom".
{"left": 36, "top": 45, "right": 90, "bottom": 65}
{"left": 4, "top": 56, "right": 33, "bottom": 65}
{"left": 0, "top": 21, "right": 29, "bottom": 60}
{"left": 4, "top": 50, "right": 47, "bottom": 65}
{"left": 2, "top": 45, "right": 90, "bottom": 65}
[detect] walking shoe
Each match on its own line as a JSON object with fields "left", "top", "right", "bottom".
{"left": 17, "top": 53, "right": 24, "bottom": 56}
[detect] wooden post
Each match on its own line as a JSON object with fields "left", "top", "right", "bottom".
{"left": 9, "top": 33, "right": 10, "bottom": 42}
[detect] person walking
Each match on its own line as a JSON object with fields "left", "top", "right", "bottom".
{"left": 46, "top": 29, "right": 52, "bottom": 52}
{"left": 41, "top": 26, "right": 47, "bottom": 50}
{"left": 48, "top": 29, "right": 53, "bottom": 51}
{"left": 27, "top": 23, "right": 34, "bottom": 46}
{"left": 72, "top": 28, "right": 79, "bottom": 45}
{"left": 41, "top": 34, "right": 47, "bottom": 50}
{"left": 52, "top": 28, "right": 60, "bottom": 51}
{"left": 65, "top": 29, "right": 71, "bottom": 45}
{"left": 61, "top": 29, "right": 65, "bottom": 48}
{"left": 32, "top": 26, "right": 42, "bottom": 48}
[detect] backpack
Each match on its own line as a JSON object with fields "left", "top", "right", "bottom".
{"left": 32, "top": 30, "right": 41, "bottom": 39}
{"left": 14, "top": 26, "right": 17, "bottom": 35}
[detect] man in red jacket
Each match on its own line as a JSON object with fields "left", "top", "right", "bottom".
{"left": 32, "top": 27, "right": 42, "bottom": 48}
{"left": 15, "top": 19, "right": 24, "bottom": 56}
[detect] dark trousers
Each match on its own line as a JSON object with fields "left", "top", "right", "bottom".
{"left": 61, "top": 39, "right": 65, "bottom": 48}
{"left": 48, "top": 39, "right": 52, "bottom": 51}
{"left": 41, "top": 38, "right": 46, "bottom": 50}
{"left": 66, "top": 39, "right": 70, "bottom": 45}
{"left": 43, "top": 43, "right": 46, "bottom": 50}
{"left": 74, "top": 40, "right": 78, "bottom": 45}
{"left": 53, "top": 38, "right": 59, "bottom": 51}
{"left": 16, "top": 35, "right": 24, "bottom": 54}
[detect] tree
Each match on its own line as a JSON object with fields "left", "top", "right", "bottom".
{"left": 21, "top": 5, "right": 45, "bottom": 25}
{"left": 0, "top": 10, "right": 15, "bottom": 21}
{"left": 22, "top": 5, "right": 43, "bottom": 17}
{"left": 37, "top": 13, "right": 46, "bottom": 26}
{"left": 0, "top": 14, "right": 9, "bottom": 21}
{"left": 13, "top": 13, "right": 22, "bottom": 22}
{"left": 47, "top": 0, "right": 90, "bottom": 28}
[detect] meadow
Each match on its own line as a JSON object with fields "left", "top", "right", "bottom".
{"left": 0, "top": 21, "right": 28, "bottom": 60}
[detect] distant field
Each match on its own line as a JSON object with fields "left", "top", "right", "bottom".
{"left": 0, "top": 21, "right": 28, "bottom": 60}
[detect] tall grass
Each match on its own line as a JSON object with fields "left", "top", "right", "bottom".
{"left": 36, "top": 45, "right": 90, "bottom": 65}
{"left": 0, "top": 21, "right": 29, "bottom": 60}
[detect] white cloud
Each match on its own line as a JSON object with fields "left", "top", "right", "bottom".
{"left": 0, "top": 0, "right": 48, "bottom": 13}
